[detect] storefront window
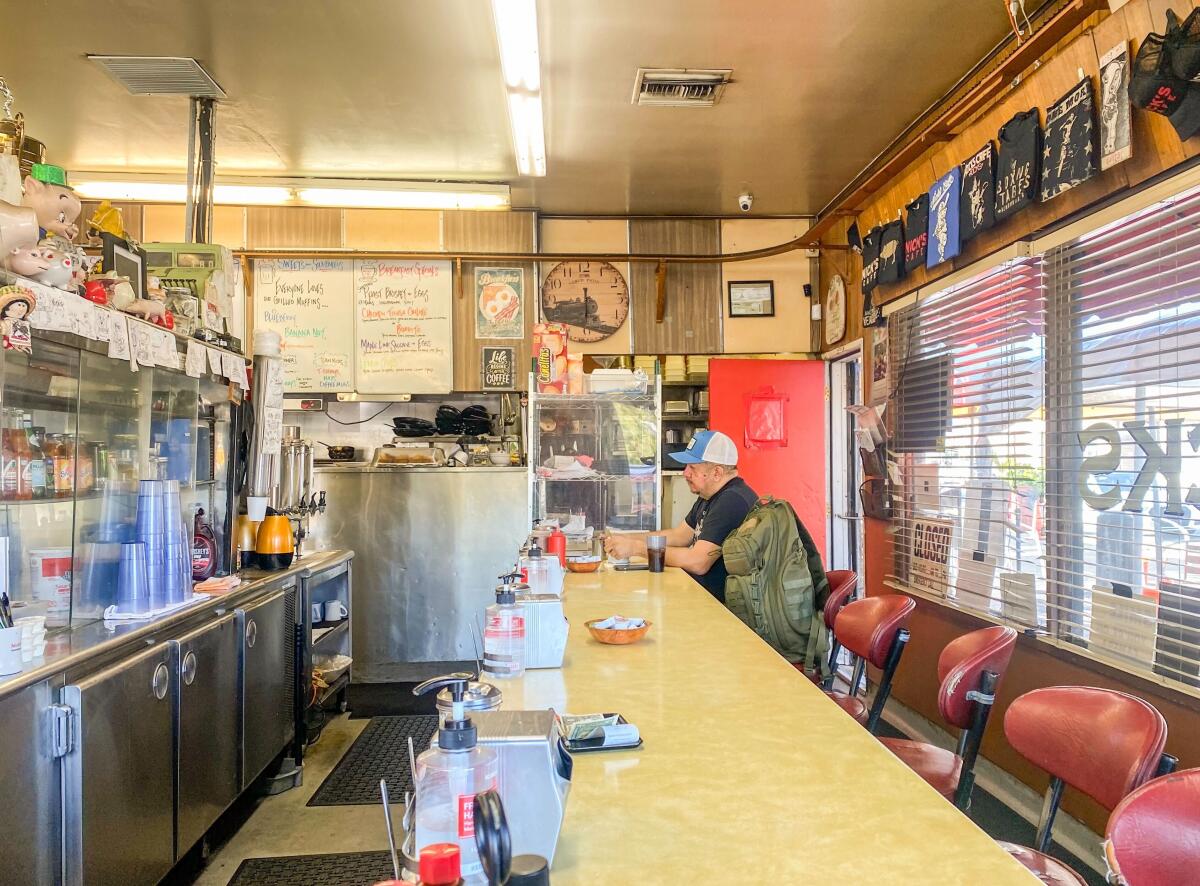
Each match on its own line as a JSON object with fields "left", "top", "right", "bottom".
{"left": 890, "top": 183, "right": 1200, "bottom": 694}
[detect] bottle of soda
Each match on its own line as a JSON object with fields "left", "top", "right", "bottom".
{"left": 22, "top": 414, "right": 47, "bottom": 500}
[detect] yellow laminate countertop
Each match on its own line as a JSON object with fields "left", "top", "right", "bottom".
{"left": 498, "top": 567, "right": 1037, "bottom": 885}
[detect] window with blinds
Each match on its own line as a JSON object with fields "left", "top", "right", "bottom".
{"left": 887, "top": 181, "right": 1200, "bottom": 696}
{"left": 889, "top": 258, "right": 1046, "bottom": 619}
{"left": 1046, "top": 186, "right": 1200, "bottom": 688}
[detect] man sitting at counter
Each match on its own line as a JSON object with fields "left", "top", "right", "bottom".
{"left": 604, "top": 430, "right": 757, "bottom": 602}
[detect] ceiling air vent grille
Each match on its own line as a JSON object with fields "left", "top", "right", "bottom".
{"left": 88, "top": 56, "right": 225, "bottom": 98}
{"left": 632, "top": 68, "right": 732, "bottom": 107}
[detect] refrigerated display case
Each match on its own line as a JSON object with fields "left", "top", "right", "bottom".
{"left": 527, "top": 376, "right": 662, "bottom": 535}
{"left": 0, "top": 326, "right": 243, "bottom": 629}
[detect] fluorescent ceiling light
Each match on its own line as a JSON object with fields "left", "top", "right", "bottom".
{"left": 70, "top": 173, "right": 510, "bottom": 209}
{"left": 491, "top": 0, "right": 541, "bottom": 91}
{"left": 492, "top": 0, "right": 547, "bottom": 177}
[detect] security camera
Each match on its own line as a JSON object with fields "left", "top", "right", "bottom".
{"left": 738, "top": 193, "right": 754, "bottom": 212}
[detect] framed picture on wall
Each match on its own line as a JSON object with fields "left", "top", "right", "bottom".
{"left": 728, "top": 280, "right": 775, "bottom": 317}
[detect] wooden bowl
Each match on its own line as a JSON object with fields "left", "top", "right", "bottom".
{"left": 585, "top": 619, "right": 651, "bottom": 645}
{"left": 567, "top": 558, "right": 601, "bottom": 573}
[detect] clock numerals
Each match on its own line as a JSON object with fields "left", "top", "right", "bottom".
{"left": 541, "top": 260, "right": 629, "bottom": 343}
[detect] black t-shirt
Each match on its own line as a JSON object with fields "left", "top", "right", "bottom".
{"left": 860, "top": 226, "right": 882, "bottom": 295}
{"left": 1041, "top": 78, "right": 1098, "bottom": 201}
{"left": 876, "top": 219, "right": 904, "bottom": 285}
{"left": 684, "top": 476, "right": 758, "bottom": 602}
{"left": 903, "top": 194, "right": 929, "bottom": 274}
{"left": 960, "top": 141, "right": 996, "bottom": 241}
{"left": 995, "top": 108, "right": 1042, "bottom": 221}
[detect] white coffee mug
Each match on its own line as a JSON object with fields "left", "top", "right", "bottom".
{"left": 311, "top": 603, "right": 324, "bottom": 623}
{"left": 0, "top": 626, "right": 23, "bottom": 676}
{"left": 324, "top": 600, "right": 348, "bottom": 622}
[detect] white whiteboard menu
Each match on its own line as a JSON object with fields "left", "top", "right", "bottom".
{"left": 353, "top": 259, "right": 454, "bottom": 394}
{"left": 253, "top": 258, "right": 355, "bottom": 392}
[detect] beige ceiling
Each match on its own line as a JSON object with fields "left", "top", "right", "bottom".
{"left": 2, "top": 0, "right": 1010, "bottom": 216}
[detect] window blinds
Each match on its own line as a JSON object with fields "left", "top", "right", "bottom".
{"left": 887, "top": 182, "right": 1200, "bottom": 695}
{"left": 888, "top": 258, "right": 1046, "bottom": 619}
{"left": 1045, "top": 186, "right": 1200, "bottom": 688}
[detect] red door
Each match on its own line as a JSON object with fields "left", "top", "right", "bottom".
{"left": 709, "top": 359, "right": 827, "bottom": 556}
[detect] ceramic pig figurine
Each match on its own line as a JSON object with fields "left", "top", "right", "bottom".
{"left": 3, "top": 244, "right": 51, "bottom": 278}
{"left": 22, "top": 170, "right": 81, "bottom": 241}
{"left": 28, "top": 241, "right": 76, "bottom": 290}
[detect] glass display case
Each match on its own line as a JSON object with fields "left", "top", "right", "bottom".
{"left": 1, "top": 329, "right": 240, "bottom": 629}
{"left": 527, "top": 377, "right": 662, "bottom": 537}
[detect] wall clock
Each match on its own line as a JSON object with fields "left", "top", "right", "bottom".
{"left": 540, "top": 260, "right": 629, "bottom": 342}
{"left": 825, "top": 273, "right": 846, "bottom": 346}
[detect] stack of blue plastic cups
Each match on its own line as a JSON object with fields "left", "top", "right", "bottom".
{"left": 161, "top": 480, "right": 190, "bottom": 604}
{"left": 136, "top": 479, "right": 168, "bottom": 609}
{"left": 115, "top": 541, "right": 149, "bottom": 613}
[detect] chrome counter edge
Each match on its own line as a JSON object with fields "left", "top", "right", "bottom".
{"left": 0, "top": 549, "right": 354, "bottom": 700}
{"left": 314, "top": 465, "right": 524, "bottom": 474}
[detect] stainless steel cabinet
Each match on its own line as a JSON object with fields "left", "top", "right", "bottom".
{"left": 239, "top": 586, "right": 296, "bottom": 789}
{"left": 0, "top": 679, "right": 63, "bottom": 885}
{"left": 174, "top": 612, "right": 240, "bottom": 858}
{"left": 63, "top": 643, "right": 175, "bottom": 886}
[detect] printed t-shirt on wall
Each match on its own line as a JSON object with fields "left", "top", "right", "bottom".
{"left": 926, "top": 167, "right": 962, "bottom": 268}
{"left": 876, "top": 219, "right": 904, "bottom": 285}
{"left": 995, "top": 108, "right": 1042, "bottom": 221}
{"left": 903, "top": 194, "right": 929, "bottom": 274}
{"left": 1040, "top": 78, "right": 1099, "bottom": 201}
{"left": 860, "top": 225, "right": 882, "bottom": 295}
{"left": 960, "top": 141, "right": 996, "bottom": 241}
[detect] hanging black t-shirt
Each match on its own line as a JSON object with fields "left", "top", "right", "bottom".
{"left": 960, "top": 141, "right": 996, "bottom": 241}
{"left": 995, "top": 108, "right": 1042, "bottom": 221}
{"left": 684, "top": 476, "right": 759, "bottom": 602}
{"left": 1041, "top": 78, "right": 1098, "bottom": 201}
{"left": 860, "top": 226, "right": 882, "bottom": 294}
{"left": 876, "top": 219, "right": 904, "bottom": 286}
{"left": 903, "top": 194, "right": 929, "bottom": 274}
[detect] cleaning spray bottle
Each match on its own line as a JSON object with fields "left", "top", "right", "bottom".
{"left": 412, "top": 674, "right": 500, "bottom": 885}
{"left": 483, "top": 574, "right": 526, "bottom": 679}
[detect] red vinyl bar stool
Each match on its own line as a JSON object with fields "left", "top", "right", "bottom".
{"left": 1104, "top": 768, "right": 1200, "bottom": 886}
{"left": 999, "top": 687, "right": 1176, "bottom": 886}
{"left": 818, "top": 569, "right": 859, "bottom": 687}
{"left": 824, "top": 594, "right": 915, "bottom": 732}
{"left": 880, "top": 625, "right": 1017, "bottom": 810}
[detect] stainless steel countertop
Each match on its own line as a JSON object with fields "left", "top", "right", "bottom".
{"left": 314, "top": 465, "right": 525, "bottom": 473}
{"left": 0, "top": 549, "right": 353, "bottom": 700}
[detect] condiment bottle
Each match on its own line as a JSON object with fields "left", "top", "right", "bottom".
{"left": 483, "top": 578, "right": 525, "bottom": 679}
{"left": 192, "top": 508, "right": 217, "bottom": 580}
{"left": 418, "top": 843, "right": 464, "bottom": 885}
{"left": 412, "top": 675, "right": 500, "bottom": 884}
{"left": 545, "top": 526, "right": 567, "bottom": 568}
{"left": 522, "top": 543, "right": 550, "bottom": 596}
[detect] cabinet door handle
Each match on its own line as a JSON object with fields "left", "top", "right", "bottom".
{"left": 246, "top": 619, "right": 257, "bottom": 648}
{"left": 152, "top": 662, "right": 170, "bottom": 700}
{"left": 181, "top": 651, "right": 198, "bottom": 685}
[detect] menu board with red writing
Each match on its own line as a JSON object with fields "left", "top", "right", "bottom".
{"left": 353, "top": 259, "right": 453, "bottom": 394}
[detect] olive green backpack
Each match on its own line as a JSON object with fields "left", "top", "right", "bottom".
{"left": 722, "top": 496, "right": 831, "bottom": 677}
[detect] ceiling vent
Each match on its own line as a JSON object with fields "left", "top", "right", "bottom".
{"left": 632, "top": 68, "right": 732, "bottom": 107}
{"left": 88, "top": 56, "right": 226, "bottom": 98}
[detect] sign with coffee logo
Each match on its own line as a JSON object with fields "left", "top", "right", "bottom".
{"left": 481, "top": 346, "right": 516, "bottom": 390}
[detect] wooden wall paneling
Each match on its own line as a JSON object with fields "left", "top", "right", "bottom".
{"left": 818, "top": 216, "right": 859, "bottom": 354}
{"left": 537, "top": 218, "right": 633, "bottom": 355}
{"left": 246, "top": 207, "right": 342, "bottom": 248}
{"left": 630, "top": 219, "right": 722, "bottom": 354}
{"left": 720, "top": 218, "right": 813, "bottom": 354}
{"left": 442, "top": 210, "right": 535, "bottom": 253}
{"left": 443, "top": 211, "right": 536, "bottom": 390}
{"left": 343, "top": 209, "right": 442, "bottom": 250}
{"left": 141, "top": 204, "right": 246, "bottom": 247}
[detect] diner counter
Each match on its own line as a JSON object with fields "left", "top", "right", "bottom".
{"left": 499, "top": 567, "right": 1036, "bottom": 884}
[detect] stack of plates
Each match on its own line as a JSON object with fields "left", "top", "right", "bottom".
{"left": 687, "top": 355, "right": 710, "bottom": 379}
{"left": 663, "top": 355, "right": 688, "bottom": 383}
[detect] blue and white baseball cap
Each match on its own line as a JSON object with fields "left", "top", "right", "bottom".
{"left": 669, "top": 429, "right": 739, "bottom": 466}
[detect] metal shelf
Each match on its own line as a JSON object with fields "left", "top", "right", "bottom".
{"left": 532, "top": 391, "right": 656, "bottom": 404}
{"left": 311, "top": 619, "right": 349, "bottom": 648}
{"left": 314, "top": 670, "right": 350, "bottom": 708}
{"left": 663, "top": 413, "right": 709, "bottom": 422}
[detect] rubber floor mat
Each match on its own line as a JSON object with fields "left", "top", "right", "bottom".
{"left": 226, "top": 851, "right": 395, "bottom": 885}
{"left": 307, "top": 714, "right": 439, "bottom": 807}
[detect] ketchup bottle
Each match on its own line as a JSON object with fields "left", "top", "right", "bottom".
{"left": 418, "top": 842, "right": 463, "bottom": 885}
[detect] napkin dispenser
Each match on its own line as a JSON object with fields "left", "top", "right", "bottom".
{"left": 519, "top": 593, "right": 568, "bottom": 669}
{"left": 435, "top": 709, "right": 572, "bottom": 863}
